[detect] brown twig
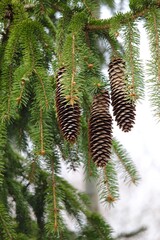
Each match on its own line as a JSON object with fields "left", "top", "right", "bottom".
{"left": 33, "top": 68, "right": 49, "bottom": 109}
{"left": 153, "top": 11, "right": 160, "bottom": 82}
{"left": 103, "top": 167, "right": 115, "bottom": 203}
{"left": 39, "top": 107, "right": 45, "bottom": 155}
{"left": 51, "top": 160, "right": 58, "bottom": 232}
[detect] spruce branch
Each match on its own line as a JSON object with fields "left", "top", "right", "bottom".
{"left": 97, "top": 162, "right": 119, "bottom": 205}
{"left": 39, "top": 107, "right": 45, "bottom": 155}
{"left": 33, "top": 67, "right": 52, "bottom": 110}
{"left": 0, "top": 202, "right": 16, "bottom": 240}
{"left": 0, "top": 122, "right": 7, "bottom": 186}
{"left": 103, "top": 164, "right": 119, "bottom": 203}
{"left": 82, "top": 0, "right": 96, "bottom": 18}
{"left": 103, "top": 167, "right": 115, "bottom": 203}
{"left": 153, "top": 13, "right": 160, "bottom": 80}
{"left": 126, "top": 23, "right": 136, "bottom": 98}
{"left": 86, "top": 2, "right": 160, "bottom": 31}
{"left": 112, "top": 138, "right": 140, "bottom": 184}
{"left": 27, "top": 156, "right": 39, "bottom": 184}
{"left": 79, "top": 212, "right": 113, "bottom": 240}
{"left": 51, "top": 160, "right": 58, "bottom": 232}
{"left": 70, "top": 33, "right": 77, "bottom": 105}
{"left": 16, "top": 80, "right": 25, "bottom": 106}
{"left": 145, "top": 8, "right": 160, "bottom": 119}
{"left": 23, "top": 2, "right": 74, "bottom": 15}
{"left": 122, "top": 21, "right": 144, "bottom": 101}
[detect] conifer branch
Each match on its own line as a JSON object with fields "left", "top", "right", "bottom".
{"left": 103, "top": 31, "right": 120, "bottom": 58}
{"left": 82, "top": 0, "right": 95, "bottom": 18}
{"left": 51, "top": 161, "right": 58, "bottom": 232}
{"left": 103, "top": 167, "right": 116, "bottom": 204}
{"left": 97, "top": 163, "right": 119, "bottom": 205}
{"left": 33, "top": 68, "right": 49, "bottom": 108}
{"left": 127, "top": 23, "right": 136, "bottom": 98}
{"left": 78, "top": 210, "right": 113, "bottom": 239}
{"left": 122, "top": 21, "right": 144, "bottom": 101}
{"left": 7, "top": 66, "right": 13, "bottom": 119}
{"left": 39, "top": 107, "right": 45, "bottom": 155}
{"left": 153, "top": 12, "right": 160, "bottom": 81}
{"left": 0, "top": 122, "right": 7, "bottom": 186}
{"left": 86, "top": 3, "right": 160, "bottom": 31}
{"left": 28, "top": 158, "right": 38, "bottom": 183}
{"left": 87, "top": 155, "right": 92, "bottom": 176}
{"left": 16, "top": 80, "right": 25, "bottom": 106}
{"left": 24, "top": 2, "right": 80, "bottom": 14}
{"left": 145, "top": 8, "right": 160, "bottom": 118}
{"left": 70, "top": 33, "right": 76, "bottom": 105}
{"left": 0, "top": 203, "right": 16, "bottom": 240}
{"left": 87, "top": 214, "right": 109, "bottom": 240}
{"left": 0, "top": 214, "right": 14, "bottom": 240}
{"left": 112, "top": 138, "right": 140, "bottom": 184}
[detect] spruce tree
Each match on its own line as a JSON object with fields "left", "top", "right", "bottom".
{"left": 0, "top": 0, "right": 159, "bottom": 239}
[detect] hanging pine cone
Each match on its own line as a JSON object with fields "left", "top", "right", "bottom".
{"left": 56, "top": 67, "right": 80, "bottom": 143}
{"left": 108, "top": 58, "right": 136, "bottom": 132}
{"left": 89, "top": 90, "right": 112, "bottom": 167}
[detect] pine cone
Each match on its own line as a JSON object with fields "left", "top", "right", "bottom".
{"left": 108, "top": 58, "right": 136, "bottom": 132}
{"left": 56, "top": 67, "right": 80, "bottom": 143}
{"left": 89, "top": 90, "right": 112, "bottom": 167}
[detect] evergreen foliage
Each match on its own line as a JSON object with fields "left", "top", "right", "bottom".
{"left": 0, "top": 0, "right": 159, "bottom": 238}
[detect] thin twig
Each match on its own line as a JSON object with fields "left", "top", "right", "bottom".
{"left": 51, "top": 160, "right": 58, "bottom": 232}
{"left": 33, "top": 68, "right": 49, "bottom": 108}
{"left": 103, "top": 167, "right": 115, "bottom": 203}
{"left": 70, "top": 33, "right": 76, "bottom": 105}
{"left": 39, "top": 107, "right": 45, "bottom": 155}
{"left": 127, "top": 22, "right": 136, "bottom": 99}
{"left": 153, "top": 12, "right": 160, "bottom": 82}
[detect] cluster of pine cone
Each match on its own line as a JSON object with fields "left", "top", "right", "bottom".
{"left": 55, "top": 58, "right": 136, "bottom": 167}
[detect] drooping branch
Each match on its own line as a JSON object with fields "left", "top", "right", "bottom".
{"left": 51, "top": 160, "right": 58, "bottom": 232}
{"left": 39, "top": 107, "right": 45, "bottom": 155}
{"left": 86, "top": 2, "right": 160, "bottom": 31}
{"left": 33, "top": 68, "right": 49, "bottom": 109}
{"left": 153, "top": 11, "right": 160, "bottom": 81}
{"left": 70, "top": 33, "right": 76, "bottom": 105}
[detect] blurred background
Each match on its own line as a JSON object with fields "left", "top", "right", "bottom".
{"left": 62, "top": 1, "right": 160, "bottom": 239}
